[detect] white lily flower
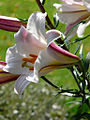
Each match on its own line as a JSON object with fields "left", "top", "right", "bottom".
{"left": 3, "top": 12, "right": 80, "bottom": 95}
{"left": 54, "top": 0, "right": 90, "bottom": 37}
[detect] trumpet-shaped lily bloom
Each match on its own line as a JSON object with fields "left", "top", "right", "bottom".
{"left": 0, "top": 16, "right": 26, "bottom": 32}
{"left": 0, "top": 61, "right": 19, "bottom": 84}
{"left": 54, "top": 0, "right": 90, "bottom": 37}
{"left": 3, "top": 12, "right": 80, "bottom": 95}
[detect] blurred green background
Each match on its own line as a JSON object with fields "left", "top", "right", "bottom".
{"left": 0, "top": 0, "right": 90, "bottom": 120}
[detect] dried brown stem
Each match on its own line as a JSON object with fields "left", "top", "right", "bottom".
{"left": 36, "top": 0, "right": 55, "bottom": 29}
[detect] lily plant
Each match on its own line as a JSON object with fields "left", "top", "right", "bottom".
{"left": 54, "top": 0, "right": 90, "bottom": 37}
{"left": 1, "top": 12, "right": 81, "bottom": 95}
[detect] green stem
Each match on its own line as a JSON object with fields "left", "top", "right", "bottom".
{"left": 41, "top": 76, "right": 60, "bottom": 89}
{"left": 70, "top": 67, "right": 82, "bottom": 91}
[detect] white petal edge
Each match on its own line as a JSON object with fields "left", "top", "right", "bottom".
{"left": 26, "top": 71, "right": 39, "bottom": 83}
{"left": 33, "top": 49, "right": 61, "bottom": 80}
{"left": 3, "top": 45, "right": 29, "bottom": 74}
{"left": 53, "top": 3, "right": 87, "bottom": 25}
{"left": 46, "top": 29, "right": 64, "bottom": 46}
{"left": 27, "top": 12, "right": 47, "bottom": 40}
{"left": 14, "top": 26, "right": 47, "bottom": 56}
{"left": 14, "top": 74, "right": 31, "bottom": 95}
{"left": 0, "top": 16, "right": 20, "bottom": 21}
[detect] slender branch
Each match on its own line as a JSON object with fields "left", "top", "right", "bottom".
{"left": 57, "top": 38, "right": 69, "bottom": 51}
{"left": 45, "top": 24, "right": 50, "bottom": 30}
{"left": 41, "top": 76, "right": 60, "bottom": 89}
{"left": 41, "top": 76, "right": 82, "bottom": 97}
{"left": 70, "top": 67, "right": 82, "bottom": 91}
{"left": 35, "top": 0, "right": 55, "bottom": 29}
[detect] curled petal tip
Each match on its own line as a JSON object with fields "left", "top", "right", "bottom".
{"left": 44, "top": 12, "right": 47, "bottom": 17}
{"left": 53, "top": 3, "right": 61, "bottom": 9}
{"left": 14, "top": 87, "right": 19, "bottom": 95}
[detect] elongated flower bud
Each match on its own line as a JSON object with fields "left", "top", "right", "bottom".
{"left": 0, "top": 16, "right": 26, "bottom": 32}
{"left": 0, "top": 61, "right": 19, "bottom": 84}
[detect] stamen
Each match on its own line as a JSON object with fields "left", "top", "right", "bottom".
{"left": 22, "top": 58, "right": 34, "bottom": 64}
{"left": 22, "top": 61, "right": 27, "bottom": 67}
{"left": 22, "top": 54, "right": 37, "bottom": 64}
{"left": 22, "top": 54, "right": 37, "bottom": 70}
{"left": 29, "top": 67, "right": 34, "bottom": 71}
{"left": 29, "top": 54, "right": 37, "bottom": 58}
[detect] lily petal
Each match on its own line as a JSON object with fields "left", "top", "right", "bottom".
{"left": 46, "top": 29, "right": 63, "bottom": 45}
{"left": 54, "top": 3, "right": 87, "bottom": 25}
{"left": 62, "top": 0, "right": 83, "bottom": 5}
{"left": 54, "top": 1, "right": 90, "bottom": 38}
{"left": 3, "top": 45, "right": 30, "bottom": 74}
{"left": 27, "top": 12, "right": 47, "bottom": 42}
{"left": 33, "top": 42, "right": 80, "bottom": 82}
{"left": 31, "top": 49, "right": 60, "bottom": 82}
{"left": 48, "top": 42, "right": 80, "bottom": 63}
{"left": 14, "top": 74, "right": 30, "bottom": 95}
{"left": 26, "top": 71, "right": 39, "bottom": 83}
{"left": 14, "top": 26, "right": 47, "bottom": 56}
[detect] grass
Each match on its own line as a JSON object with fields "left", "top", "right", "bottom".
{"left": 0, "top": 0, "right": 90, "bottom": 120}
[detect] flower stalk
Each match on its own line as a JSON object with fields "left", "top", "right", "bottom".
{"left": 41, "top": 76, "right": 60, "bottom": 89}
{"left": 69, "top": 67, "right": 82, "bottom": 91}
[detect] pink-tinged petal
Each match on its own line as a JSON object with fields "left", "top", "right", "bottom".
{"left": 0, "top": 16, "right": 26, "bottom": 32}
{"left": 33, "top": 49, "right": 61, "bottom": 81}
{"left": 27, "top": 12, "right": 47, "bottom": 40}
{"left": 54, "top": 1, "right": 90, "bottom": 38}
{"left": 48, "top": 42, "right": 80, "bottom": 62}
{"left": 14, "top": 74, "right": 31, "bottom": 95}
{"left": 54, "top": 3, "right": 87, "bottom": 25}
{"left": 65, "top": 12, "right": 90, "bottom": 36}
{"left": 26, "top": 70, "right": 39, "bottom": 83}
{"left": 33, "top": 43, "right": 80, "bottom": 81}
{"left": 46, "top": 29, "right": 63, "bottom": 45}
{"left": 15, "top": 26, "right": 47, "bottom": 56}
{"left": 0, "top": 61, "right": 6, "bottom": 69}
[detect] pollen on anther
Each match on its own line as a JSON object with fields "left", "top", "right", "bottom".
{"left": 29, "top": 67, "right": 34, "bottom": 70}
{"left": 29, "top": 54, "right": 37, "bottom": 58}
{"left": 22, "top": 54, "right": 37, "bottom": 64}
